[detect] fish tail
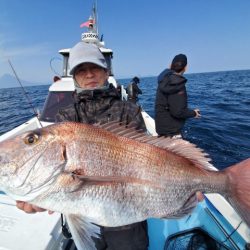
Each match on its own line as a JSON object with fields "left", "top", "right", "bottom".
{"left": 225, "top": 158, "right": 250, "bottom": 227}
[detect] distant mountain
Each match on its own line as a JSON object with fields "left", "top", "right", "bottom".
{"left": 0, "top": 74, "right": 49, "bottom": 89}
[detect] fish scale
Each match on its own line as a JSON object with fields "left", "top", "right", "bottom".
{"left": 0, "top": 122, "right": 249, "bottom": 250}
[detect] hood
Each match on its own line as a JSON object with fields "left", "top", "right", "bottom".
{"left": 158, "top": 69, "right": 187, "bottom": 94}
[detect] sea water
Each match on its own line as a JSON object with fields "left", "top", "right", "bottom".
{"left": 0, "top": 69, "right": 249, "bottom": 170}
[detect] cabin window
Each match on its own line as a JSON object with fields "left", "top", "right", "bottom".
{"left": 62, "top": 55, "right": 69, "bottom": 76}
{"left": 103, "top": 53, "right": 113, "bottom": 76}
{"left": 40, "top": 91, "right": 74, "bottom": 122}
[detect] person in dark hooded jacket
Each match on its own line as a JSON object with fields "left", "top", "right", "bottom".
{"left": 126, "top": 76, "right": 142, "bottom": 103}
{"left": 155, "top": 54, "right": 201, "bottom": 137}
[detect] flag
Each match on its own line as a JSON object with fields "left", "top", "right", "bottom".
{"left": 80, "top": 19, "right": 95, "bottom": 28}
{"left": 80, "top": 20, "right": 90, "bottom": 28}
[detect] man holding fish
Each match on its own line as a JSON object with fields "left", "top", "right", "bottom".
{"left": 0, "top": 42, "right": 248, "bottom": 250}
{"left": 16, "top": 42, "right": 149, "bottom": 250}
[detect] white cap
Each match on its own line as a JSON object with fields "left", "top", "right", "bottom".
{"left": 69, "top": 42, "right": 107, "bottom": 75}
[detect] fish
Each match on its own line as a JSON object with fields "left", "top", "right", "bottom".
{"left": 0, "top": 121, "right": 249, "bottom": 250}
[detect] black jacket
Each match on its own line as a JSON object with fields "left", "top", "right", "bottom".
{"left": 155, "top": 69, "right": 195, "bottom": 136}
{"left": 56, "top": 84, "right": 146, "bottom": 131}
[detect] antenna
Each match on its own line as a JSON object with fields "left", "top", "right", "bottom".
{"left": 7, "top": 59, "right": 43, "bottom": 128}
{"left": 94, "top": 0, "right": 98, "bottom": 36}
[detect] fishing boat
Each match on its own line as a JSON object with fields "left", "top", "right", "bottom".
{"left": 0, "top": 5, "right": 249, "bottom": 250}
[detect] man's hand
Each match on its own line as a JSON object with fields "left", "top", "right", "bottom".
{"left": 16, "top": 201, "right": 54, "bottom": 214}
{"left": 196, "top": 191, "right": 204, "bottom": 202}
{"left": 194, "top": 109, "right": 201, "bottom": 118}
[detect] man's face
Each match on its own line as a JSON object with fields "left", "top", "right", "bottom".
{"left": 74, "top": 63, "right": 109, "bottom": 89}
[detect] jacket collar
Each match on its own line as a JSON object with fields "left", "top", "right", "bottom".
{"left": 75, "top": 84, "right": 120, "bottom": 102}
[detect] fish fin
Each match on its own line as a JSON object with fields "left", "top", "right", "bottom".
{"left": 66, "top": 214, "right": 100, "bottom": 250}
{"left": 225, "top": 158, "right": 250, "bottom": 227}
{"left": 95, "top": 121, "right": 213, "bottom": 171}
{"left": 165, "top": 193, "right": 198, "bottom": 219}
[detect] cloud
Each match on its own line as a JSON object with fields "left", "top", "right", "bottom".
{"left": 0, "top": 33, "right": 6, "bottom": 48}
{"left": 0, "top": 34, "right": 54, "bottom": 81}
{"left": 1, "top": 43, "right": 51, "bottom": 59}
{"left": 0, "top": 30, "right": 52, "bottom": 58}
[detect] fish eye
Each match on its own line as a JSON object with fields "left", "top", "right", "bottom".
{"left": 24, "top": 133, "right": 39, "bottom": 145}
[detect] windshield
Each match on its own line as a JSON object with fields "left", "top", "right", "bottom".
{"left": 40, "top": 91, "right": 74, "bottom": 122}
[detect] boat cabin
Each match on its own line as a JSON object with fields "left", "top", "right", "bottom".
{"left": 40, "top": 34, "right": 119, "bottom": 123}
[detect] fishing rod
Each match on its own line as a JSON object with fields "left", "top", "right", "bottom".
{"left": 7, "top": 59, "right": 43, "bottom": 128}
{"left": 8, "top": 59, "right": 73, "bottom": 239}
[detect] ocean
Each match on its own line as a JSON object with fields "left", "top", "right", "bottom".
{"left": 0, "top": 69, "right": 249, "bottom": 170}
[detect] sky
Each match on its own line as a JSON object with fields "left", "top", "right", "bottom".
{"left": 1, "top": 0, "right": 250, "bottom": 83}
